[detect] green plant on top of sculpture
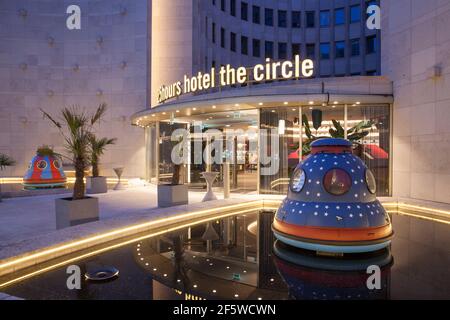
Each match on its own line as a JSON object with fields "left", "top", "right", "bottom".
{"left": 36, "top": 145, "right": 61, "bottom": 158}
{"left": 40, "top": 103, "right": 107, "bottom": 200}
{"left": 88, "top": 135, "right": 117, "bottom": 177}
{"left": 301, "top": 114, "right": 374, "bottom": 156}
{"left": 0, "top": 153, "right": 15, "bottom": 202}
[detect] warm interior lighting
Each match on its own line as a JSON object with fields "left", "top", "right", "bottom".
{"left": 308, "top": 101, "right": 314, "bottom": 105}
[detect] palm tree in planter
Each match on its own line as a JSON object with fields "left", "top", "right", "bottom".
{"left": 40, "top": 103, "right": 107, "bottom": 229}
{"left": 86, "top": 135, "right": 117, "bottom": 194}
{"left": 0, "top": 154, "right": 15, "bottom": 202}
{"left": 157, "top": 135, "right": 189, "bottom": 208}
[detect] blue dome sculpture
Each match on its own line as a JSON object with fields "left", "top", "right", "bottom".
{"left": 272, "top": 138, "right": 393, "bottom": 254}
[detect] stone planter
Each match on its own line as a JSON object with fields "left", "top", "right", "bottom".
{"left": 86, "top": 176, "right": 108, "bottom": 194}
{"left": 55, "top": 197, "right": 99, "bottom": 229}
{"left": 157, "top": 184, "right": 188, "bottom": 208}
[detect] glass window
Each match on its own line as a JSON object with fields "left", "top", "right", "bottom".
{"left": 265, "top": 41, "right": 274, "bottom": 58}
{"left": 253, "top": 39, "right": 260, "bottom": 57}
{"left": 292, "top": 11, "right": 301, "bottom": 28}
{"left": 241, "top": 36, "right": 248, "bottom": 55}
{"left": 350, "top": 5, "right": 361, "bottom": 23}
{"left": 351, "top": 38, "right": 360, "bottom": 56}
{"left": 212, "top": 22, "right": 216, "bottom": 43}
{"left": 335, "top": 8, "right": 345, "bottom": 25}
{"left": 278, "top": 42, "right": 287, "bottom": 59}
{"left": 320, "top": 43, "right": 330, "bottom": 59}
{"left": 230, "top": 0, "right": 236, "bottom": 16}
{"left": 366, "top": 35, "right": 376, "bottom": 54}
{"left": 230, "top": 32, "right": 236, "bottom": 51}
{"left": 265, "top": 8, "right": 274, "bottom": 26}
{"left": 220, "top": 27, "right": 225, "bottom": 48}
{"left": 319, "top": 10, "right": 330, "bottom": 27}
{"left": 346, "top": 104, "right": 391, "bottom": 196}
{"left": 221, "top": 0, "right": 225, "bottom": 11}
{"left": 306, "top": 43, "right": 315, "bottom": 59}
{"left": 260, "top": 107, "right": 301, "bottom": 194}
{"left": 278, "top": 10, "right": 287, "bottom": 28}
{"left": 366, "top": 70, "right": 377, "bottom": 76}
{"left": 252, "top": 5, "right": 260, "bottom": 24}
{"left": 335, "top": 41, "right": 345, "bottom": 58}
{"left": 292, "top": 43, "right": 301, "bottom": 57}
{"left": 159, "top": 122, "right": 188, "bottom": 184}
{"left": 306, "top": 11, "right": 315, "bottom": 28}
{"left": 241, "top": 2, "right": 248, "bottom": 21}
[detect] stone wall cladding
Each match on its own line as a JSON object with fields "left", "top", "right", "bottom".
{"left": 0, "top": 0, "right": 150, "bottom": 177}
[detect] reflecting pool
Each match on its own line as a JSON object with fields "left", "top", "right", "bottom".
{"left": 2, "top": 210, "right": 450, "bottom": 300}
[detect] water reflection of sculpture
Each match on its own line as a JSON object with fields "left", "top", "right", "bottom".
{"left": 273, "top": 138, "right": 393, "bottom": 254}
{"left": 273, "top": 241, "right": 392, "bottom": 300}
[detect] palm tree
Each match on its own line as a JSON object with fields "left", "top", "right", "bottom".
{"left": 0, "top": 153, "right": 15, "bottom": 202}
{"left": 41, "top": 103, "right": 107, "bottom": 200}
{"left": 89, "top": 136, "right": 117, "bottom": 177}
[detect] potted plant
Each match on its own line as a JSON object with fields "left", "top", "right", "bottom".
{"left": 157, "top": 136, "right": 188, "bottom": 208}
{"left": 0, "top": 153, "right": 15, "bottom": 202}
{"left": 86, "top": 135, "right": 117, "bottom": 194}
{"left": 41, "top": 103, "right": 107, "bottom": 229}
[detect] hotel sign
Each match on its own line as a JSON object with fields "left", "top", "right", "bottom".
{"left": 157, "top": 55, "right": 314, "bottom": 104}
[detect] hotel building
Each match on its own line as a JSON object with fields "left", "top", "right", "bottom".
{"left": 1, "top": 0, "right": 450, "bottom": 203}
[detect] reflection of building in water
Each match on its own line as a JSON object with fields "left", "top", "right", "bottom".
{"left": 135, "top": 211, "right": 288, "bottom": 300}
{"left": 134, "top": 211, "right": 394, "bottom": 300}
{"left": 257, "top": 210, "right": 284, "bottom": 290}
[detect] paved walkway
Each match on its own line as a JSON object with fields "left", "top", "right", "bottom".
{"left": 0, "top": 185, "right": 282, "bottom": 244}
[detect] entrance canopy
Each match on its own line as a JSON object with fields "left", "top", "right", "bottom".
{"left": 131, "top": 76, "right": 393, "bottom": 127}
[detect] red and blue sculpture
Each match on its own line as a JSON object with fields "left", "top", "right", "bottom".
{"left": 272, "top": 138, "right": 393, "bottom": 254}
{"left": 23, "top": 147, "right": 66, "bottom": 189}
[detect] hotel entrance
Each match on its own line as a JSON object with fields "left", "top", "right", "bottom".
{"left": 151, "top": 109, "right": 259, "bottom": 194}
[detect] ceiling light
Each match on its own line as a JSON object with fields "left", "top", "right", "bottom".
{"left": 193, "top": 107, "right": 197, "bottom": 111}
{"left": 258, "top": 102, "right": 263, "bottom": 106}
{"left": 356, "top": 101, "right": 361, "bottom": 105}
{"left": 212, "top": 290, "right": 217, "bottom": 293}
{"left": 176, "top": 110, "right": 180, "bottom": 113}
{"left": 308, "top": 101, "right": 314, "bottom": 105}
{"left": 284, "top": 102, "right": 288, "bottom": 105}
{"left": 162, "top": 112, "right": 166, "bottom": 115}
{"left": 212, "top": 105, "right": 217, "bottom": 109}
{"left": 234, "top": 294, "right": 239, "bottom": 298}
{"left": 333, "top": 101, "right": 338, "bottom": 105}
{"left": 193, "top": 284, "right": 198, "bottom": 288}
{"left": 234, "top": 104, "right": 239, "bottom": 107}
